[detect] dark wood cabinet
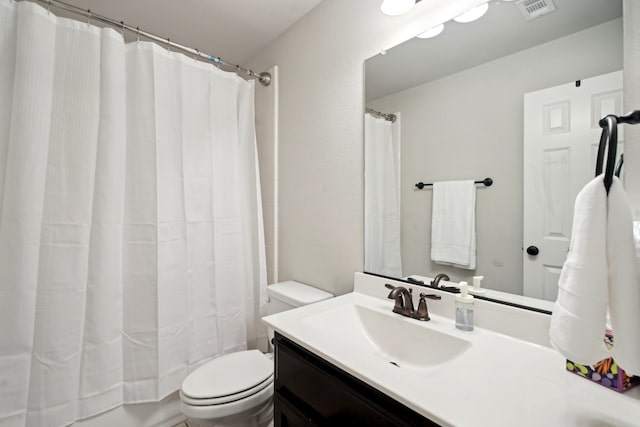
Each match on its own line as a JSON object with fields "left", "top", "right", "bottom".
{"left": 273, "top": 332, "right": 440, "bottom": 427}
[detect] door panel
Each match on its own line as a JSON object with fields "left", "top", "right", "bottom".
{"left": 523, "top": 71, "right": 623, "bottom": 300}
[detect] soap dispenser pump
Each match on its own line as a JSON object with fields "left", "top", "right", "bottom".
{"left": 455, "top": 281, "right": 474, "bottom": 331}
{"left": 469, "top": 275, "right": 485, "bottom": 295}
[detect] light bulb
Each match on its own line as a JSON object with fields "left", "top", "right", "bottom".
{"left": 453, "top": 2, "right": 489, "bottom": 23}
{"left": 380, "top": 0, "right": 415, "bottom": 16}
{"left": 416, "top": 24, "right": 444, "bottom": 39}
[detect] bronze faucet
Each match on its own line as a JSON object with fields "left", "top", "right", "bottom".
{"left": 385, "top": 284, "right": 441, "bottom": 321}
{"left": 385, "top": 284, "right": 414, "bottom": 315}
{"left": 430, "top": 273, "right": 450, "bottom": 288}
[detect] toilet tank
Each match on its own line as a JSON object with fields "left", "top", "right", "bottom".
{"left": 266, "top": 281, "right": 333, "bottom": 315}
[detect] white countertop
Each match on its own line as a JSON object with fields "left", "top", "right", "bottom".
{"left": 263, "top": 290, "right": 640, "bottom": 427}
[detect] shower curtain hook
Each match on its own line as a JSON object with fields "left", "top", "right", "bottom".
{"left": 120, "top": 21, "right": 125, "bottom": 37}
{"left": 47, "top": 0, "right": 51, "bottom": 15}
{"left": 136, "top": 27, "right": 140, "bottom": 43}
{"left": 167, "top": 38, "right": 171, "bottom": 53}
{"left": 86, "top": 10, "right": 91, "bottom": 26}
{"left": 194, "top": 49, "right": 199, "bottom": 62}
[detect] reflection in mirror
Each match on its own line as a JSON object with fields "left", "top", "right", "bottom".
{"left": 364, "top": 0, "right": 623, "bottom": 309}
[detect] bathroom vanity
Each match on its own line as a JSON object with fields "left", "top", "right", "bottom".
{"left": 273, "top": 332, "right": 437, "bottom": 426}
{"left": 263, "top": 273, "right": 640, "bottom": 427}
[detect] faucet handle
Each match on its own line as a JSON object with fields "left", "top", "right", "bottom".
{"left": 414, "top": 293, "right": 442, "bottom": 321}
{"left": 385, "top": 283, "right": 401, "bottom": 300}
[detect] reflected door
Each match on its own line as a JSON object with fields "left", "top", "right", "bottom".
{"left": 523, "top": 71, "right": 623, "bottom": 300}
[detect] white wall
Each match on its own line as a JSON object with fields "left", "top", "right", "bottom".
{"left": 248, "top": 0, "right": 488, "bottom": 296}
{"left": 367, "top": 19, "right": 622, "bottom": 294}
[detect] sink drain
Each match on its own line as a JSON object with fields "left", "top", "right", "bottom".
{"left": 389, "top": 361, "right": 400, "bottom": 367}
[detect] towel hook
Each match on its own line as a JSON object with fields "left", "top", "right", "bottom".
{"left": 596, "top": 110, "right": 640, "bottom": 193}
{"left": 595, "top": 115, "right": 618, "bottom": 194}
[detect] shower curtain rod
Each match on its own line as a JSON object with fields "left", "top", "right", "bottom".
{"left": 17, "top": 0, "right": 272, "bottom": 86}
{"left": 365, "top": 108, "right": 396, "bottom": 123}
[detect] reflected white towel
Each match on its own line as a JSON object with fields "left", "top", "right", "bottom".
{"left": 550, "top": 176, "right": 640, "bottom": 374}
{"left": 430, "top": 180, "right": 476, "bottom": 270}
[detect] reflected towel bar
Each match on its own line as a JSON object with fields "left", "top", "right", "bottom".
{"left": 415, "top": 178, "right": 493, "bottom": 190}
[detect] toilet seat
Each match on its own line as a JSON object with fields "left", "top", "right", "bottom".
{"left": 180, "top": 373, "right": 273, "bottom": 406}
{"left": 180, "top": 350, "right": 274, "bottom": 421}
{"left": 180, "top": 381, "right": 273, "bottom": 421}
{"left": 181, "top": 349, "right": 273, "bottom": 405}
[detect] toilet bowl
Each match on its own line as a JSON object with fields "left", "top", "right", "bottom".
{"left": 180, "top": 281, "right": 333, "bottom": 427}
{"left": 180, "top": 350, "right": 273, "bottom": 427}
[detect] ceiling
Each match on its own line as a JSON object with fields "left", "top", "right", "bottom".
{"left": 49, "top": 0, "right": 322, "bottom": 65}
{"left": 365, "top": 0, "right": 623, "bottom": 101}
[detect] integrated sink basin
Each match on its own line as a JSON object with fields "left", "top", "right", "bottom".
{"left": 301, "top": 303, "right": 471, "bottom": 372}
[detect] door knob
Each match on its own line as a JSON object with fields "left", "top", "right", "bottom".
{"left": 526, "top": 245, "right": 539, "bottom": 256}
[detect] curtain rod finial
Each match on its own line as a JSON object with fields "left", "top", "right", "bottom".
{"left": 259, "top": 72, "right": 271, "bottom": 87}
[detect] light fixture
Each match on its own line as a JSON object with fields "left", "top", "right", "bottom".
{"left": 453, "top": 2, "right": 489, "bottom": 23}
{"left": 380, "top": 0, "right": 415, "bottom": 16}
{"left": 416, "top": 24, "right": 444, "bottom": 39}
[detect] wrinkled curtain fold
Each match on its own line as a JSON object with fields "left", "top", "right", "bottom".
{"left": 364, "top": 113, "right": 402, "bottom": 278}
{"left": 0, "top": 1, "right": 267, "bottom": 426}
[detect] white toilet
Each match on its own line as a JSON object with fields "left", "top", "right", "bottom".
{"left": 179, "top": 281, "right": 333, "bottom": 427}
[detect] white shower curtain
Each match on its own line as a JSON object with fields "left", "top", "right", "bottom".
{"left": 364, "top": 113, "right": 402, "bottom": 278}
{"left": 0, "top": 1, "right": 267, "bottom": 426}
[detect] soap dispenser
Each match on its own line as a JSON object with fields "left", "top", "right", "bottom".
{"left": 469, "top": 275, "right": 485, "bottom": 295}
{"left": 455, "top": 281, "right": 474, "bottom": 331}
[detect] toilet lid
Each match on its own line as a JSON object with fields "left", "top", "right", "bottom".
{"left": 181, "top": 350, "right": 273, "bottom": 400}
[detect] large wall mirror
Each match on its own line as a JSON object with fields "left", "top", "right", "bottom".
{"left": 364, "top": 0, "right": 624, "bottom": 310}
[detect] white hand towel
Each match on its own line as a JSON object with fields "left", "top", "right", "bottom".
{"left": 430, "top": 180, "right": 476, "bottom": 270}
{"left": 549, "top": 176, "right": 610, "bottom": 365}
{"left": 607, "top": 178, "right": 640, "bottom": 375}
{"left": 549, "top": 176, "right": 640, "bottom": 374}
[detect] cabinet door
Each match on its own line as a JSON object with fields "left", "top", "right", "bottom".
{"left": 274, "top": 393, "right": 320, "bottom": 427}
{"left": 275, "top": 333, "right": 439, "bottom": 427}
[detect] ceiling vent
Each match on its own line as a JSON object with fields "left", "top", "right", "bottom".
{"left": 517, "top": 0, "right": 557, "bottom": 21}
